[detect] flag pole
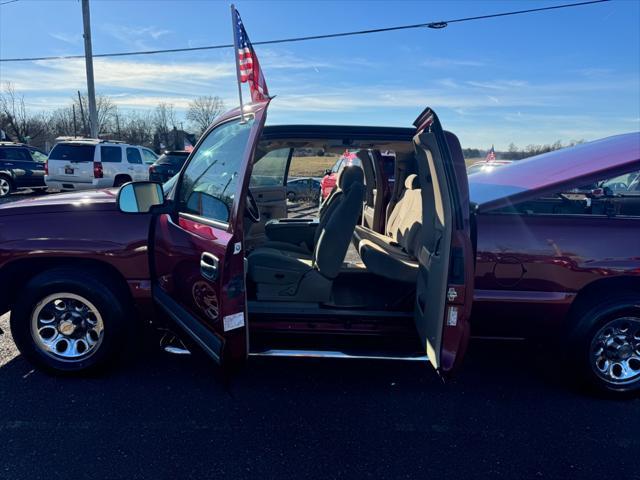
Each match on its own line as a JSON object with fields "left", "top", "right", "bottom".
{"left": 231, "top": 4, "right": 246, "bottom": 122}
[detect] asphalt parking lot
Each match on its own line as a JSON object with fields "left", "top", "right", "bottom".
{"left": 0, "top": 191, "right": 638, "bottom": 480}
{"left": 0, "top": 310, "right": 638, "bottom": 480}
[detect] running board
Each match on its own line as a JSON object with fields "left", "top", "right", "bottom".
{"left": 249, "top": 349, "right": 429, "bottom": 362}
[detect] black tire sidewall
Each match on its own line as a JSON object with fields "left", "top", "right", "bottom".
{"left": 11, "top": 269, "right": 130, "bottom": 375}
{"left": 569, "top": 294, "right": 640, "bottom": 395}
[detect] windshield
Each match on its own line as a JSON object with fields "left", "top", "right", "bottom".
{"left": 49, "top": 144, "right": 96, "bottom": 163}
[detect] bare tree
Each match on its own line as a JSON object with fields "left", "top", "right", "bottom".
{"left": 186, "top": 95, "right": 225, "bottom": 135}
{"left": 153, "top": 102, "right": 177, "bottom": 150}
{"left": 0, "top": 82, "right": 47, "bottom": 143}
{"left": 121, "top": 111, "right": 154, "bottom": 147}
{"left": 75, "top": 92, "right": 116, "bottom": 136}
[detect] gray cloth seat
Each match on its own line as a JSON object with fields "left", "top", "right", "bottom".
{"left": 248, "top": 166, "right": 365, "bottom": 302}
{"left": 259, "top": 166, "right": 351, "bottom": 254}
{"left": 352, "top": 174, "right": 422, "bottom": 282}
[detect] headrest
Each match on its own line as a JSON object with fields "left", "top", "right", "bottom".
{"left": 404, "top": 174, "right": 420, "bottom": 190}
{"left": 338, "top": 165, "right": 364, "bottom": 191}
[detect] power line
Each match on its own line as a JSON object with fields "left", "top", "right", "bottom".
{"left": 0, "top": 0, "right": 20, "bottom": 5}
{"left": 0, "top": 0, "right": 610, "bottom": 63}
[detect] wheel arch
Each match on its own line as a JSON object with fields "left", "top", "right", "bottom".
{"left": 567, "top": 275, "right": 640, "bottom": 328}
{"left": 113, "top": 174, "right": 132, "bottom": 186}
{"left": 0, "top": 257, "right": 135, "bottom": 315}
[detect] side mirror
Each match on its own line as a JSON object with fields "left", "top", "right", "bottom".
{"left": 323, "top": 169, "right": 332, "bottom": 176}
{"left": 117, "top": 181, "right": 165, "bottom": 213}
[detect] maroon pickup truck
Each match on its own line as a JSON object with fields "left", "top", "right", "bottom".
{"left": 0, "top": 100, "right": 638, "bottom": 396}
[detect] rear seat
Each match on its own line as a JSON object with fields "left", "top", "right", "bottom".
{"left": 352, "top": 174, "right": 422, "bottom": 282}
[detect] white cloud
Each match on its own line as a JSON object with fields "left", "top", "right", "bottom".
{"left": 49, "top": 32, "right": 83, "bottom": 45}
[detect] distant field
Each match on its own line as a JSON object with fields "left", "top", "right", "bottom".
{"left": 289, "top": 155, "right": 338, "bottom": 178}
{"left": 289, "top": 154, "right": 484, "bottom": 176}
{"left": 465, "top": 157, "right": 484, "bottom": 167}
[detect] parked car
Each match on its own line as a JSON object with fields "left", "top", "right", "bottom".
{"left": 45, "top": 139, "right": 158, "bottom": 191}
{"left": 319, "top": 150, "right": 361, "bottom": 200}
{"left": 0, "top": 100, "right": 638, "bottom": 397}
{"left": 286, "top": 177, "right": 320, "bottom": 201}
{"left": 467, "top": 159, "right": 512, "bottom": 175}
{"left": 149, "top": 151, "right": 190, "bottom": 183}
{"left": 0, "top": 142, "right": 48, "bottom": 197}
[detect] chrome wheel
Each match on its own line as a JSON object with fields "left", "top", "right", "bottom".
{"left": 590, "top": 316, "right": 640, "bottom": 385}
{"left": 0, "top": 177, "right": 11, "bottom": 197}
{"left": 30, "top": 293, "right": 104, "bottom": 362}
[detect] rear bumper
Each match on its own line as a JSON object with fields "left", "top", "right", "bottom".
{"left": 45, "top": 177, "right": 112, "bottom": 190}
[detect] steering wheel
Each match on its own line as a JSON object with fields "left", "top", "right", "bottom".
{"left": 245, "top": 189, "right": 261, "bottom": 223}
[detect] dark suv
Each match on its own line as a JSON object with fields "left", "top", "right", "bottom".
{"left": 148, "top": 151, "right": 190, "bottom": 183}
{"left": 0, "top": 142, "right": 48, "bottom": 197}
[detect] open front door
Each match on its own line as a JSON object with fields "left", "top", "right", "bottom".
{"left": 151, "top": 102, "right": 269, "bottom": 365}
{"left": 412, "top": 108, "right": 473, "bottom": 377}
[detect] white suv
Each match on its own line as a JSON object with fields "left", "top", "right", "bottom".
{"left": 45, "top": 139, "right": 158, "bottom": 191}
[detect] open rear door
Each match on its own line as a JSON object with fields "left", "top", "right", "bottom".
{"left": 150, "top": 102, "right": 269, "bottom": 366}
{"left": 412, "top": 108, "right": 473, "bottom": 377}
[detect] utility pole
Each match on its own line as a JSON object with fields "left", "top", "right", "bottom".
{"left": 72, "top": 104, "right": 77, "bottom": 137}
{"left": 81, "top": 0, "right": 98, "bottom": 138}
{"left": 77, "top": 90, "right": 87, "bottom": 136}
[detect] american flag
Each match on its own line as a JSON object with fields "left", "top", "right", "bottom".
{"left": 234, "top": 9, "right": 269, "bottom": 103}
{"left": 485, "top": 145, "right": 496, "bottom": 162}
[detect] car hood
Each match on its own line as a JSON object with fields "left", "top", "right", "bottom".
{"left": 0, "top": 189, "right": 119, "bottom": 216}
{"left": 469, "top": 132, "right": 640, "bottom": 212}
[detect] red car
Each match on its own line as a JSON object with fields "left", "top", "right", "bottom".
{"left": 0, "top": 100, "right": 638, "bottom": 396}
{"left": 466, "top": 159, "right": 512, "bottom": 175}
{"left": 320, "top": 150, "right": 361, "bottom": 200}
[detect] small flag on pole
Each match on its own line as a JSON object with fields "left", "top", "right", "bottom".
{"left": 232, "top": 6, "right": 269, "bottom": 103}
{"left": 485, "top": 145, "right": 496, "bottom": 162}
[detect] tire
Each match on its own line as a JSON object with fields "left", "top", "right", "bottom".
{"left": 10, "top": 268, "right": 132, "bottom": 375}
{"left": 568, "top": 292, "right": 640, "bottom": 396}
{"left": 113, "top": 175, "right": 131, "bottom": 188}
{"left": 287, "top": 191, "right": 296, "bottom": 202}
{"left": 0, "top": 175, "right": 13, "bottom": 197}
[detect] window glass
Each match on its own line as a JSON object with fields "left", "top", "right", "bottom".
{"left": 126, "top": 147, "right": 143, "bottom": 164}
{"left": 142, "top": 149, "right": 158, "bottom": 165}
{"left": 250, "top": 148, "right": 290, "bottom": 187}
{"left": 101, "top": 146, "right": 122, "bottom": 163}
{"left": 179, "top": 117, "right": 253, "bottom": 223}
{"left": 0, "top": 148, "right": 31, "bottom": 161}
{"left": 493, "top": 168, "right": 640, "bottom": 216}
{"left": 29, "top": 150, "right": 48, "bottom": 163}
{"left": 285, "top": 148, "right": 332, "bottom": 216}
{"left": 49, "top": 144, "right": 95, "bottom": 162}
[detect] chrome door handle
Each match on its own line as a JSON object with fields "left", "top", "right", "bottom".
{"left": 200, "top": 252, "right": 219, "bottom": 281}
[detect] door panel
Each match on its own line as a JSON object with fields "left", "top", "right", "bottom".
{"left": 412, "top": 109, "right": 473, "bottom": 377}
{"left": 151, "top": 103, "right": 269, "bottom": 365}
{"left": 246, "top": 185, "right": 287, "bottom": 249}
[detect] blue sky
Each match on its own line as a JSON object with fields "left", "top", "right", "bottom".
{"left": 1, "top": 0, "right": 639, "bottom": 149}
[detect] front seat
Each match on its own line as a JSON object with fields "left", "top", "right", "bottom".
{"left": 248, "top": 166, "right": 365, "bottom": 303}
{"left": 259, "top": 165, "right": 358, "bottom": 255}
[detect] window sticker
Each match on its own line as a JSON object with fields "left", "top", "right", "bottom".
{"left": 223, "top": 312, "right": 245, "bottom": 331}
{"left": 447, "top": 307, "right": 458, "bottom": 327}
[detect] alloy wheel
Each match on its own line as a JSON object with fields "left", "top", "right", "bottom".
{"left": 0, "top": 177, "right": 10, "bottom": 197}
{"left": 590, "top": 316, "right": 640, "bottom": 385}
{"left": 30, "top": 293, "right": 105, "bottom": 362}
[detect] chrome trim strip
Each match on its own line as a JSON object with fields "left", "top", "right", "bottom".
{"left": 249, "top": 349, "right": 429, "bottom": 362}
{"left": 179, "top": 212, "right": 230, "bottom": 231}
